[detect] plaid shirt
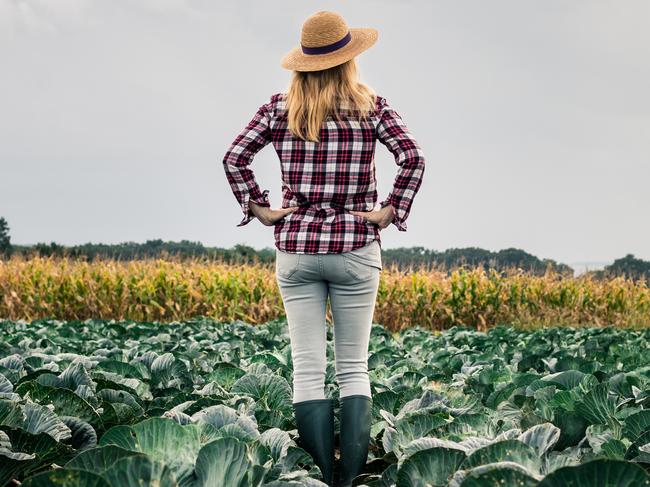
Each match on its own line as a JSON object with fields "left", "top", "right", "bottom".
{"left": 222, "top": 93, "right": 425, "bottom": 254}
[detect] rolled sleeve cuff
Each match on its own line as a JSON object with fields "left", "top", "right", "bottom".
{"left": 379, "top": 197, "right": 407, "bottom": 231}
{"left": 237, "top": 189, "right": 271, "bottom": 227}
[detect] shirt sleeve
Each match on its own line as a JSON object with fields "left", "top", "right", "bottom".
{"left": 375, "top": 96, "right": 426, "bottom": 231}
{"left": 222, "top": 99, "right": 274, "bottom": 227}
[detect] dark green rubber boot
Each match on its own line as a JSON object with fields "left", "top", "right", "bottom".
{"left": 338, "top": 394, "right": 373, "bottom": 487}
{"left": 293, "top": 398, "right": 335, "bottom": 486}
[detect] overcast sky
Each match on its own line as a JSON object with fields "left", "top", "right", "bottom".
{"left": 1, "top": 0, "right": 648, "bottom": 267}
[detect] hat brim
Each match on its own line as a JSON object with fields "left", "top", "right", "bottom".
{"left": 281, "top": 27, "right": 378, "bottom": 72}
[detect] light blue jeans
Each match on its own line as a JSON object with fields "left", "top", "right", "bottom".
{"left": 275, "top": 240, "right": 382, "bottom": 404}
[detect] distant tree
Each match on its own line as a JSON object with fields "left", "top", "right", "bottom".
{"left": 7, "top": 236, "right": 582, "bottom": 276}
{"left": 0, "top": 217, "right": 11, "bottom": 255}
{"left": 601, "top": 254, "right": 650, "bottom": 282}
{"left": 380, "top": 246, "right": 573, "bottom": 276}
{"left": 34, "top": 241, "right": 66, "bottom": 257}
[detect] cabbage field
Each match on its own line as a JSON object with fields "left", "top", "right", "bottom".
{"left": 0, "top": 318, "right": 649, "bottom": 486}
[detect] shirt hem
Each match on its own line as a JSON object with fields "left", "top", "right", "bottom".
{"left": 274, "top": 232, "right": 381, "bottom": 254}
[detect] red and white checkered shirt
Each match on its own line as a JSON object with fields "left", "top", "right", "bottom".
{"left": 222, "top": 93, "right": 425, "bottom": 254}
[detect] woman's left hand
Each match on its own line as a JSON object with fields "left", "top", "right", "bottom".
{"left": 349, "top": 204, "right": 396, "bottom": 229}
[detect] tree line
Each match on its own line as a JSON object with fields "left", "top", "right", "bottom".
{"left": 1, "top": 216, "right": 649, "bottom": 281}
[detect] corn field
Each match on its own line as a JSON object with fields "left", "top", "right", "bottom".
{"left": 1, "top": 255, "right": 649, "bottom": 331}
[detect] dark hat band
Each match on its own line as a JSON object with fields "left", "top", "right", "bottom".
{"left": 301, "top": 31, "right": 352, "bottom": 55}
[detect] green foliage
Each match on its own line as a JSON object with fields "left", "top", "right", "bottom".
{"left": 381, "top": 246, "right": 574, "bottom": 276}
{"left": 9, "top": 240, "right": 276, "bottom": 265}
{"left": 8, "top": 239, "right": 576, "bottom": 275}
{"left": 9, "top": 234, "right": 650, "bottom": 284}
{"left": 596, "top": 253, "right": 650, "bottom": 283}
{"left": 0, "top": 319, "right": 648, "bottom": 486}
{"left": 0, "top": 218, "right": 10, "bottom": 255}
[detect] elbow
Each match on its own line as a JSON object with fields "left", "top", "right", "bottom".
{"left": 414, "top": 147, "right": 426, "bottom": 168}
{"left": 222, "top": 152, "right": 240, "bottom": 174}
{"left": 398, "top": 147, "right": 426, "bottom": 169}
{"left": 222, "top": 153, "right": 233, "bottom": 169}
{"left": 408, "top": 151, "right": 426, "bottom": 177}
{"left": 412, "top": 149, "right": 426, "bottom": 178}
{"left": 414, "top": 154, "right": 425, "bottom": 171}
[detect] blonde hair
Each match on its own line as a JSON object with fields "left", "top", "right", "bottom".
{"left": 285, "top": 58, "right": 377, "bottom": 142}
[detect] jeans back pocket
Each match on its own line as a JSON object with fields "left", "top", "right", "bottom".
{"left": 342, "top": 254, "right": 378, "bottom": 281}
{"left": 276, "top": 250, "right": 301, "bottom": 279}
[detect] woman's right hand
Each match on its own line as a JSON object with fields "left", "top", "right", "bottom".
{"left": 349, "top": 204, "right": 396, "bottom": 229}
{"left": 250, "top": 201, "right": 300, "bottom": 226}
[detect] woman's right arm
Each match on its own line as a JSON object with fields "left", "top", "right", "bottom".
{"left": 375, "top": 96, "right": 426, "bottom": 231}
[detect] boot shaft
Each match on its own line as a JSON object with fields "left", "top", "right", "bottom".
{"left": 338, "top": 394, "right": 373, "bottom": 487}
{"left": 293, "top": 398, "right": 336, "bottom": 486}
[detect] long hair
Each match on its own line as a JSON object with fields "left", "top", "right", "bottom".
{"left": 285, "top": 58, "right": 377, "bottom": 142}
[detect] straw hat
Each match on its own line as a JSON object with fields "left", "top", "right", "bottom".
{"left": 281, "top": 11, "right": 378, "bottom": 72}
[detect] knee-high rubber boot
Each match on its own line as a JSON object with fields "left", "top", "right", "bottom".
{"left": 338, "top": 394, "right": 372, "bottom": 487}
{"left": 293, "top": 398, "right": 335, "bottom": 486}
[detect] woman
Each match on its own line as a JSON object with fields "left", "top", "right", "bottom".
{"left": 223, "top": 11, "right": 425, "bottom": 487}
